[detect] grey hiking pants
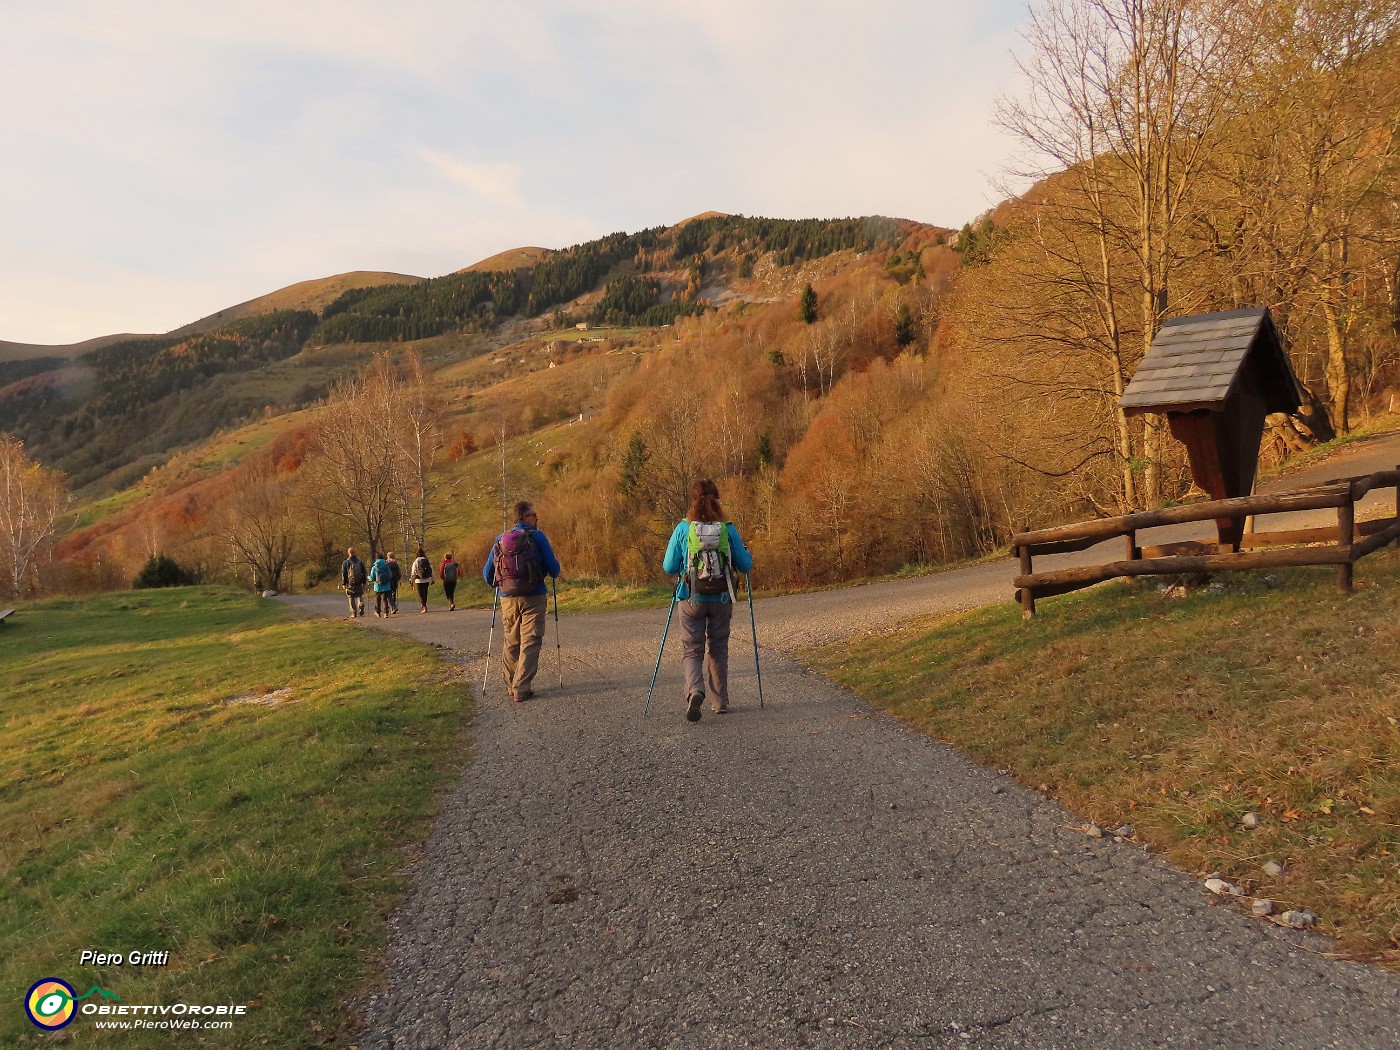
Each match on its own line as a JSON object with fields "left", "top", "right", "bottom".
{"left": 679, "top": 598, "right": 732, "bottom": 709}
{"left": 501, "top": 594, "right": 549, "bottom": 696}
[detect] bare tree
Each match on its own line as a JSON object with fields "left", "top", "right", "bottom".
{"left": 998, "top": 0, "right": 1242, "bottom": 506}
{"left": 303, "top": 361, "right": 399, "bottom": 556}
{"left": 392, "top": 350, "right": 446, "bottom": 549}
{"left": 0, "top": 434, "right": 67, "bottom": 597}
{"left": 216, "top": 456, "right": 299, "bottom": 591}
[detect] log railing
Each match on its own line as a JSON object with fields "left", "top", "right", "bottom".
{"left": 1011, "top": 466, "right": 1400, "bottom": 618}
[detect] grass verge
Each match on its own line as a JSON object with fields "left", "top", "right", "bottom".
{"left": 806, "top": 551, "right": 1400, "bottom": 969}
{"left": 0, "top": 587, "right": 469, "bottom": 1046}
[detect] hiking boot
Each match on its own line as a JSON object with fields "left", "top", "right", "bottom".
{"left": 517, "top": 689, "right": 534, "bottom": 701}
{"left": 686, "top": 692, "right": 704, "bottom": 722}
{"left": 712, "top": 702, "right": 729, "bottom": 714}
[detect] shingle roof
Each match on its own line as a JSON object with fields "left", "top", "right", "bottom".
{"left": 1119, "top": 308, "right": 1298, "bottom": 413}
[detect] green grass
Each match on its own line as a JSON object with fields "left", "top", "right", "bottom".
{"left": 0, "top": 588, "right": 469, "bottom": 1046}
{"left": 807, "top": 551, "right": 1400, "bottom": 968}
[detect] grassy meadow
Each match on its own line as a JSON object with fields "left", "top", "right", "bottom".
{"left": 810, "top": 550, "right": 1400, "bottom": 968}
{"left": 0, "top": 588, "right": 469, "bottom": 1046}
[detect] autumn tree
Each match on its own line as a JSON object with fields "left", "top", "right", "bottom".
{"left": 1204, "top": 0, "right": 1400, "bottom": 433}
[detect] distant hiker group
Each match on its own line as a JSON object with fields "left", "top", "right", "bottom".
{"left": 342, "top": 480, "right": 761, "bottom": 721}
{"left": 341, "top": 546, "right": 449, "bottom": 617}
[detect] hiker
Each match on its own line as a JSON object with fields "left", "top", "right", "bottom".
{"left": 409, "top": 547, "right": 434, "bottom": 613}
{"left": 369, "top": 551, "right": 394, "bottom": 618}
{"left": 662, "top": 479, "right": 753, "bottom": 721}
{"left": 341, "top": 547, "right": 367, "bottom": 618}
{"left": 439, "top": 552, "right": 460, "bottom": 611}
{"left": 483, "top": 501, "right": 561, "bottom": 702}
{"left": 385, "top": 551, "right": 401, "bottom": 615}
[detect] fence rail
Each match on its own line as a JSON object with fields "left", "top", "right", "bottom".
{"left": 1011, "top": 467, "right": 1400, "bottom": 618}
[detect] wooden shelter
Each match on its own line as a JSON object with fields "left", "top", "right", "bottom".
{"left": 1119, "top": 307, "right": 1302, "bottom": 548}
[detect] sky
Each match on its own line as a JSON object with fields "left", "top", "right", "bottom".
{"left": 0, "top": 0, "right": 1032, "bottom": 345}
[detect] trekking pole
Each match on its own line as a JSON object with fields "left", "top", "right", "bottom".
{"left": 643, "top": 578, "right": 683, "bottom": 717}
{"left": 746, "top": 572, "right": 764, "bottom": 708}
{"left": 482, "top": 589, "right": 499, "bottom": 694}
{"left": 551, "top": 576, "right": 563, "bottom": 689}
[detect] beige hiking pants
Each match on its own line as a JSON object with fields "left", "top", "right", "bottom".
{"left": 501, "top": 594, "right": 549, "bottom": 696}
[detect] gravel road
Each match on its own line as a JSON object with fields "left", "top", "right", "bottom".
{"left": 280, "top": 434, "right": 1400, "bottom": 1049}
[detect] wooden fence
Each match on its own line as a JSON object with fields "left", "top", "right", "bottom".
{"left": 1011, "top": 466, "right": 1400, "bottom": 618}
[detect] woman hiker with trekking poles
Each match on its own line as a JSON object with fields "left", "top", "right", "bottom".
{"left": 482, "top": 501, "right": 562, "bottom": 703}
{"left": 657, "top": 479, "right": 754, "bottom": 722}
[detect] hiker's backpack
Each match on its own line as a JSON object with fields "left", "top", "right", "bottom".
{"left": 412, "top": 556, "right": 432, "bottom": 582}
{"left": 441, "top": 561, "right": 459, "bottom": 584}
{"left": 493, "top": 528, "right": 543, "bottom": 597}
{"left": 686, "top": 521, "right": 731, "bottom": 597}
{"left": 347, "top": 559, "right": 367, "bottom": 590}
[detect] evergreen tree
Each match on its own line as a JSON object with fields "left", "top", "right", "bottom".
{"left": 799, "top": 283, "right": 818, "bottom": 324}
{"left": 894, "top": 304, "right": 917, "bottom": 347}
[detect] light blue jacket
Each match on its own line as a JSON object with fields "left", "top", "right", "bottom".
{"left": 662, "top": 521, "right": 753, "bottom": 602}
{"left": 368, "top": 557, "right": 393, "bottom": 593}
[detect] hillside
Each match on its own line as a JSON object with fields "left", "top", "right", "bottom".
{"left": 0, "top": 331, "right": 160, "bottom": 364}
{"left": 456, "top": 247, "right": 551, "bottom": 273}
{"left": 0, "top": 271, "right": 425, "bottom": 364}
{"left": 1, "top": 214, "right": 936, "bottom": 495}
{"left": 36, "top": 212, "right": 960, "bottom": 593}
{"left": 166, "top": 270, "right": 426, "bottom": 338}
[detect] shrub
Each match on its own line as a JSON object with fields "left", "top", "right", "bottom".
{"left": 132, "top": 554, "right": 198, "bottom": 589}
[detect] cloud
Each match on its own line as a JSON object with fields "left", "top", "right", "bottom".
{"left": 416, "top": 149, "right": 526, "bottom": 211}
{"left": 0, "top": 1, "right": 1035, "bottom": 342}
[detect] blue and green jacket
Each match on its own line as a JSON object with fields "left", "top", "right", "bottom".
{"left": 662, "top": 520, "right": 753, "bottom": 603}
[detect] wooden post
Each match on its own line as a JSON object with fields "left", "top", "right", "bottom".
{"left": 1337, "top": 484, "right": 1355, "bottom": 594}
{"left": 1125, "top": 529, "right": 1139, "bottom": 561}
{"left": 1017, "top": 543, "right": 1035, "bottom": 619}
{"left": 1395, "top": 465, "right": 1399, "bottom": 548}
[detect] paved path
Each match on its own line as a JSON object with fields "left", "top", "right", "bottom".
{"left": 283, "top": 435, "right": 1400, "bottom": 1048}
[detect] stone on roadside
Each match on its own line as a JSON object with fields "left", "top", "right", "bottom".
{"left": 1084, "top": 823, "right": 1104, "bottom": 838}
{"left": 1252, "top": 900, "right": 1275, "bottom": 917}
{"left": 1241, "top": 812, "right": 1262, "bottom": 829}
{"left": 1205, "top": 878, "right": 1245, "bottom": 896}
{"left": 261, "top": 589, "right": 278, "bottom": 598}
{"left": 1115, "top": 824, "right": 1134, "bottom": 839}
{"left": 1262, "top": 860, "right": 1286, "bottom": 878}
{"left": 1280, "top": 910, "right": 1317, "bottom": 929}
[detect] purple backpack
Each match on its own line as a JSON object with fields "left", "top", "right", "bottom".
{"left": 493, "top": 529, "right": 543, "bottom": 596}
